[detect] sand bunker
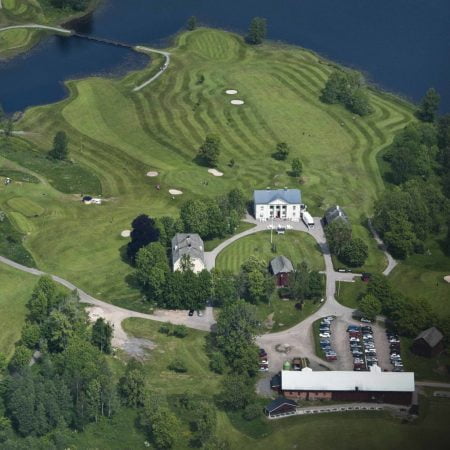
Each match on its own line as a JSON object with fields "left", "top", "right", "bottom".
{"left": 146, "top": 171, "right": 159, "bottom": 177}
{"left": 121, "top": 229, "right": 131, "bottom": 238}
{"left": 444, "top": 275, "right": 450, "bottom": 283}
{"left": 225, "top": 89, "right": 238, "bottom": 95}
{"left": 208, "top": 168, "right": 223, "bottom": 177}
{"left": 231, "top": 99, "right": 245, "bottom": 105}
{"left": 169, "top": 189, "right": 183, "bottom": 195}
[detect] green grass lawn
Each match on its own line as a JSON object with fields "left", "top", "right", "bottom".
{"left": 204, "top": 221, "right": 255, "bottom": 251}
{"left": 335, "top": 278, "right": 367, "bottom": 308}
{"left": 216, "top": 230, "right": 325, "bottom": 273}
{"left": 401, "top": 337, "right": 450, "bottom": 382}
{"left": 0, "top": 27, "right": 415, "bottom": 308}
{"left": 388, "top": 238, "right": 450, "bottom": 319}
{"left": 0, "top": 264, "right": 37, "bottom": 357}
{"left": 257, "top": 297, "right": 321, "bottom": 332}
{"left": 122, "top": 318, "right": 222, "bottom": 396}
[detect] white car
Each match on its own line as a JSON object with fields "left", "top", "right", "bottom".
{"left": 319, "top": 332, "right": 331, "bottom": 338}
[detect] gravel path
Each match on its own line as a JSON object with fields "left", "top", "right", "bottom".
{"left": 368, "top": 219, "right": 397, "bottom": 275}
{"left": 0, "top": 24, "right": 72, "bottom": 35}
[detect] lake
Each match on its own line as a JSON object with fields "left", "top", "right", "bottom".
{"left": 1, "top": 0, "right": 449, "bottom": 114}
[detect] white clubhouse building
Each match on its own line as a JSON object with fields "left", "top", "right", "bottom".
{"left": 254, "top": 189, "right": 303, "bottom": 221}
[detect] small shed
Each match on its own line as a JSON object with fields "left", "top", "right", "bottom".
{"left": 270, "top": 255, "right": 294, "bottom": 287}
{"left": 411, "top": 327, "right": 444, "bottom": 357}
{"left": 264, "top": 397, "right": 297, "bottom": 418}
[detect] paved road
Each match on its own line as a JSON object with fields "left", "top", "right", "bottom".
{"left": 416, "top": 381, "right": 450, "bottom": 389}
{"left": 0, "top": 255, "right": 215, "bottom": 351}
{"left": 133, "top": 46, "right": 171, "bottom": 92}
{"left": 0, "top": 24, "right": 72, "bottom": 35}
{"left": 368, "top": 219, "right": 397, "bottom": 275}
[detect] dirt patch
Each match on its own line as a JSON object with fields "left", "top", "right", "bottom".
{"left": 122, "top": 337, "right": 156, "bottom": 360}
{"left": 169, "top": 189, "right": 183, "bottom": 195}
{"left": 146, "top": 171, "right": 159, "bottom": 177}
{"left": 208, "top": 168, "right": 223, "bottom": 177}
{"left": 275, "top": 343, "right": 292, "bottom": 354}
{"left": 121, "top": 229, "right": 131, "bottom": 238}
{"left": 86, "top": 306, "right": 105, "bottom": 323}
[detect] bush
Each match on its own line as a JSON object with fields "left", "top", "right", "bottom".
{"left": 243, "top": 402, "right": 262, "bottom": 421}
{"left": 339, "top": 238, "right": 369, "bottom": 267}
{"left": 173, "top": 325, "right": 188, "bottom": 338}
{"left": 209, "top": 351, "right": 226, "bottom": 374}
{"left": 158, "top": 324, "right": 172, "bottom": 335}
{"left": 168, "top": 359, "right": 187, "bottom": 373}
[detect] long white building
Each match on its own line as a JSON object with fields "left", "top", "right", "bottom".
{"left": 254, "top": 188, "right": 303, "bottom": 221}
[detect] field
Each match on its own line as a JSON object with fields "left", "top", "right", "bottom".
{"left": 0, "top": 27, "right": 415, "bottom": 308}
{"left": 216, "top": 230, "right": 325, "bottom": 273}
{"left": 0, "top": 263, "right": 37, "bottom": 357}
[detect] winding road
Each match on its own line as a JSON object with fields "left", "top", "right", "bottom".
{"left": 0, "top": 216, "right": 363, "bottom": 365}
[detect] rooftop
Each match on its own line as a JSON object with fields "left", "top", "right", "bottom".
{"left": 414, "top": 327, "right": 443, "bottom": 348}
{"left": 270, "top": 255, "right": 294, "bottom": 275}
{"left": 281, "top": 366, "right": 415, "bottom": 392}
{"left": 254, "top": 188, "right": 301, "bottom": 205}
{"left": 324, "top": 205, "right": 349, "bottom": 225}
{"left": 171, "top": 233, "right": 205, "bottom": 265}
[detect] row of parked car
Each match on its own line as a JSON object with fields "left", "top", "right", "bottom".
{"left": 386, "top": 330, "right": 404, "bottom": 372}
{"left": 347, "top": 325, "right": 377, "bottom": 370}
{"left": 319, "top": 316, "right": 337, "bottom": 361}
{"left": 259, "top": 348, "right": 269, "bottom": 371}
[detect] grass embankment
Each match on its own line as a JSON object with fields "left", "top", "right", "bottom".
{"left": 216, "top": 231, "right": 324, "bottom": 272}
{"left": 0, "top": 263, "right": 37, "bottom": 357}
{"left": 204, "top": 221, "right": 255, "bottom": 251}
{"left": 335, "top": 279, "right": 367, "bottom": 309}
{"left": 0, "top": 28, "right": 414, "bottom": 307}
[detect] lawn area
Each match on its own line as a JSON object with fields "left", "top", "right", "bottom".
{"left": 204, "top": 221, "right": 255, "bottom": 251}
{"left": 401, "top": 337, "right": 450, "bottom": 382}
{"left": 0, "top": 27, "right": 415, "bottom": 309}
{"left": 122, "top": 318, "right": 222, "bottom": 396}
{"left": 257, "top": 297, "right": 321, "bottom": 332}
{"left": 216, "top": 230, "right": 325, "bottom": 273}
{"left": 335, "top": 278, "right": 367, "bottom": 308}
{"left": 0, "top": 263, "right": 37, "bottom": 357}
{"left": 388, "top": 238, "right": 450, "bottom": 319}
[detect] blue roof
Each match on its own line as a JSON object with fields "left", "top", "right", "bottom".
{"left": 254, "top": 189, "right": 301, "bottom": 205}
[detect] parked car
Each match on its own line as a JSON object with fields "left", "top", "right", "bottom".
{"left": 188, "top": 309, "right": 195, "bottom": 316}
{"left": 259, "top": 365, "right": 269, "bottom": 372}
{"left": 360, "top": 317, "right": 373, "bottom": 323}
{"left": 349, "top": 337, "right": 359, "bottom": 342}
{"left": 347, "top": 325, "right": 361, "bottom": 332}
{"left": 362, "top": 326, "right": 373, "bottom": 333}
{"left": 325, "top": 316, "right": 335, "bottom": 321}
{"left": 319, "top": 332, "right": 331, "bottom": 338}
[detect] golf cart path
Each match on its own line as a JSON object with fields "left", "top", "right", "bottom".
{"left": 0, "top": 216, "right": 380, "bottom": 365}
{"left": 133, "top": 46, "right": 170, "bottom": 91}
{"left": 0, "top": 255, "right": 215, "bottom": 350}
{"left": 368, "top": 219, "right": 397, "bottom": 275}
{"left": 0, "top": 24, "right": 72, "bottom": 35}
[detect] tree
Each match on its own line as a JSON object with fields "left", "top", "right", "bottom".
{"left": 274, "top": 142, "right": 289, "bottom": 160}
{"left": 21, "top": 323, "right": 41, "bottom": 349}
{"left": 325, "top": 220, "right": 352, "bottom": 255}
{"left": 198, "top": 134, "right": 221, "bottom": 167}
{"left": 291, "top": 158, "right": 303, "bottom": 177}
{"left": 358, "top": 294, "right": 382, "bottom": 320}
{"left": 215, "top": 300, "right": 259, "bottom": 374}
{"left": 417, "top": 88, "right": 440, "bottom": 123}
{"left": 339, "top": 238, "right": 368, "bottom": 267}
{"left": 243, "top": 402, "right": 262, "bottom": 420}
{"left": 141, "top": 400, "right": 181, "bottom": 449}
{"left": 218, "top": 374, "right": 256, "bottom": 410}
{"left": 135, "top": 242, "right": 170, "bottom": 297}
{"left": 91, "top": 318, "right": 113, "bottom": 354}
{"left": 49, "top": 131, "right": 68, "bottom": 160}
{"left": 9, "top": 345, "right": 32, "bottom": 372}
{"left": 246, "top": 17, "right": 267, "bottom": 45}
{"left": 209, "top": 351, "right": 226, "bottom": 374}
{"left": 187, "top": 15, "right": 198, "bottom": 30}
{"left": 119, "top": 360, "right": 146, "bottom": 408}
{"left": 127, "top": 214, "right": 160, "bottom": 261}
{"left": 0, "top": 352, "right": 7, "bottom": 372}
{"left": 321, "top": 70, "right": 372, "bottom": 116}
{"left": 211, "top": 270, "right": 238, "bottom": 307}
{"left": 227, "top": 188, "right": 247, "bottom": 215}
{"left": 50, "top": 0, "right": 89, "bottom": 11}
{"left": 192, "top": 401, "right": 217, "bottom": 446}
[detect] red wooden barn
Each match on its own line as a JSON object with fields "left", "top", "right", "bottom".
{"left": 270, "top": 255, "right": 294, "bottom": 287}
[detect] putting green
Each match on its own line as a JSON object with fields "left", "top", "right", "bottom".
{"left": 0, "top": 28, "right": 415, "bottom": 307}
{"left": 8, "top": 211, "right": 36, "bottom": 233}
{"left": 7, "top": 196, "right": 45, "bottom": 217}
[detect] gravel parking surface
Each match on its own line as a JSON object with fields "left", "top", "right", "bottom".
{"left": 373, "top": 324, "right": 394, "bottom": 370}
{"left": 332, "top": 318, "right": 354, "bottom": 370}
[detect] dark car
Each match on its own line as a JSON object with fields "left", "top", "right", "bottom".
{"left": 188, "top": 310, "right": 194, "bottom": 316}
{"left": 347, "top": 325, "right": 361, "bottom": 332}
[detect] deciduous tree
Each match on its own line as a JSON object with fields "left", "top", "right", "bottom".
{"left": 417, "top": 87, "right": 440, "bottom": 123}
